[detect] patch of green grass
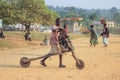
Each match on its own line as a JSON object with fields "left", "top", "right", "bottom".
{"left": 4, "top": 31, "right": 88, "bottom": 41}
{"left": 31, "top": 32, "right": 50, "bottom": 41}
{"left": 4, "top": 31, "right": 51, "bottom": 41}
{"left": 0, "top": 31, "right": 88, "bottom": 49}
{"left": 4, "top": 31, "right": 25, "bottom": 38}
{"left": 0, "top": 40, "right": 18, "bottom": 49}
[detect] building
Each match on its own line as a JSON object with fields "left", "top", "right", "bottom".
{"left": 93, "top": 21, "right": 115, "bottom": 27}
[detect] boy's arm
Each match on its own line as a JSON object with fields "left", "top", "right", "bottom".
{"left": 56, "top": 32, "right": 59, "bottom": 42}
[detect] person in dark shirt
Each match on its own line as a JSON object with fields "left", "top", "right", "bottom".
{"left": 24, "top": 32, "right": 31, "bottom": 41}
{"left": 101, "top": 24, "right": 109, "bottom": 47}
{"left": 0, "top": 30, "right": 5, "bottom": 39}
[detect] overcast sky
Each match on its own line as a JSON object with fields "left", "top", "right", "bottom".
{"left": 45, "top": 0, "right": 120, "bottom": 9}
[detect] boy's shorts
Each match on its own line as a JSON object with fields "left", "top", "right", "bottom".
{"left": 49, "top": 44, "right": 62, "bottom": 55}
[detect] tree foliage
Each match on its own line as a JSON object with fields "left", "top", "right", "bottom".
{"left": 0, "top": 0, "right": 15, "bottom": 24}
{"left": 48, "top": 6, "right": 120, "bottom": 27}
{"left": 0, "top": 0, "right": 59, "bottom": 31}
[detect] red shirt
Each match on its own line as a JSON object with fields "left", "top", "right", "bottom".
{"left": 64, "top": 28, "right": 68, "bottom": 35}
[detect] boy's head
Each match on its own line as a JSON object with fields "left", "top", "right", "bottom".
{"left": 55, "top": 18, "right": 61, "bottom": 26}
{"left": 103, "top": 23, "right": 107, "bottom": 27}
{"left": 63, "top": 24, "right": 67, "bottom": 29}
{"left": 90, "top": 25, "right": 94, "bottom": 28}
{"left": 52, "top": 27, "right": 57, "bottom": 32}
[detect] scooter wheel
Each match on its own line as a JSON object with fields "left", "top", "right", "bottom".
{"left": 76, "top": 59, "right": 85, "bottom": 69}
{"left": 20, "top": 57, "right": 30, "bottom": 68}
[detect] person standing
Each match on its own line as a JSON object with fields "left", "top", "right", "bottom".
{"left": 101, "top": 23, "right": 109, "bottom": 47}
{"left": 0, "top": 30, "right": 5, "bottom": 39}
{"left": 40, "top": 18, "right": 66, "bottom": 68}
{"left": 89, "top": 25, "right": 98, "bottom": 47}
{"left": 61, "top": 24, "right": 74, "bottom": 51}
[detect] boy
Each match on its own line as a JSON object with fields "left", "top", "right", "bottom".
{"left": 40, "top": 18, "right": 66, "bottom": 68}
{"left": 101, "top": 24, "right": 109, "bottom": 47}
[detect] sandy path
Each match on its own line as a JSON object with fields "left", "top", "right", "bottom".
{"left": 0, "top": 35, "right": 120, "bottom": 80}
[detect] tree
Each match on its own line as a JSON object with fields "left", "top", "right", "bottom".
{"left": 88, "top": 12, "right": 99, "bottom": 21}
{"left": 113, "top": 12, "right": 120, "bottom": 27}
{"left": 15, "top": 0, "right": 58, "bottom": 32}
{"left": 108, "top": 7, "right": 119, "bottom": 21}
{"left": 0, "top": 1, "right": 15, "bottom": 24}
{"left": 0, "top": 0, "right": 59, "bottom": 32}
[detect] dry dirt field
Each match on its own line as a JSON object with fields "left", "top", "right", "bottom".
{"left": 0, "top": 34, "right": 120, "bottom": 80}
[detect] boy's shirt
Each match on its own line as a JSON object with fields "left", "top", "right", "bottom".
{"left": 50, "top": 31, "right": 58, "bottom": 45}
{"left": 102, "top": 26, "right": 109, "bottom": 38}
{"left": 50, "top": 25, "right": 60, "bottom": 45}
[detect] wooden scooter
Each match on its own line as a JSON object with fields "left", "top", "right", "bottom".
{"left": 20, "top": 29, "right": 85, "bottom": 69}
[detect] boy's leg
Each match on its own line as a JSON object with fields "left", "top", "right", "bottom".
{"left": 90, "top": 37, "right": 93, "bottom": 46}
{"left": 40, "top": 44, "right": 66, "bottom": 67}
{"left": 103, "top": 37, "right": 106, "bottom": 46}
{"left": 104, "top": 37, "right": 108, "bottom": 47}
{"left": 40, "top": 45, "right": 55, "bottom": 66}
{"left": 59, "top": 54, "right": 66, "bottom": 68}
{"left": 93, "top": 38, "right": 97, "bottom": 47}
{"left": 40, "top": 53, "right": 53, "bottom": 66}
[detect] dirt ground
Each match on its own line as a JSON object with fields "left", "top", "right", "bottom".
{"left": 0, "top": 34, "right": 120, "bottom": 80}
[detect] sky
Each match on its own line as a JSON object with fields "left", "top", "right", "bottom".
{"left": 45, "top": 0, "right": 120, "bottom": 9}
